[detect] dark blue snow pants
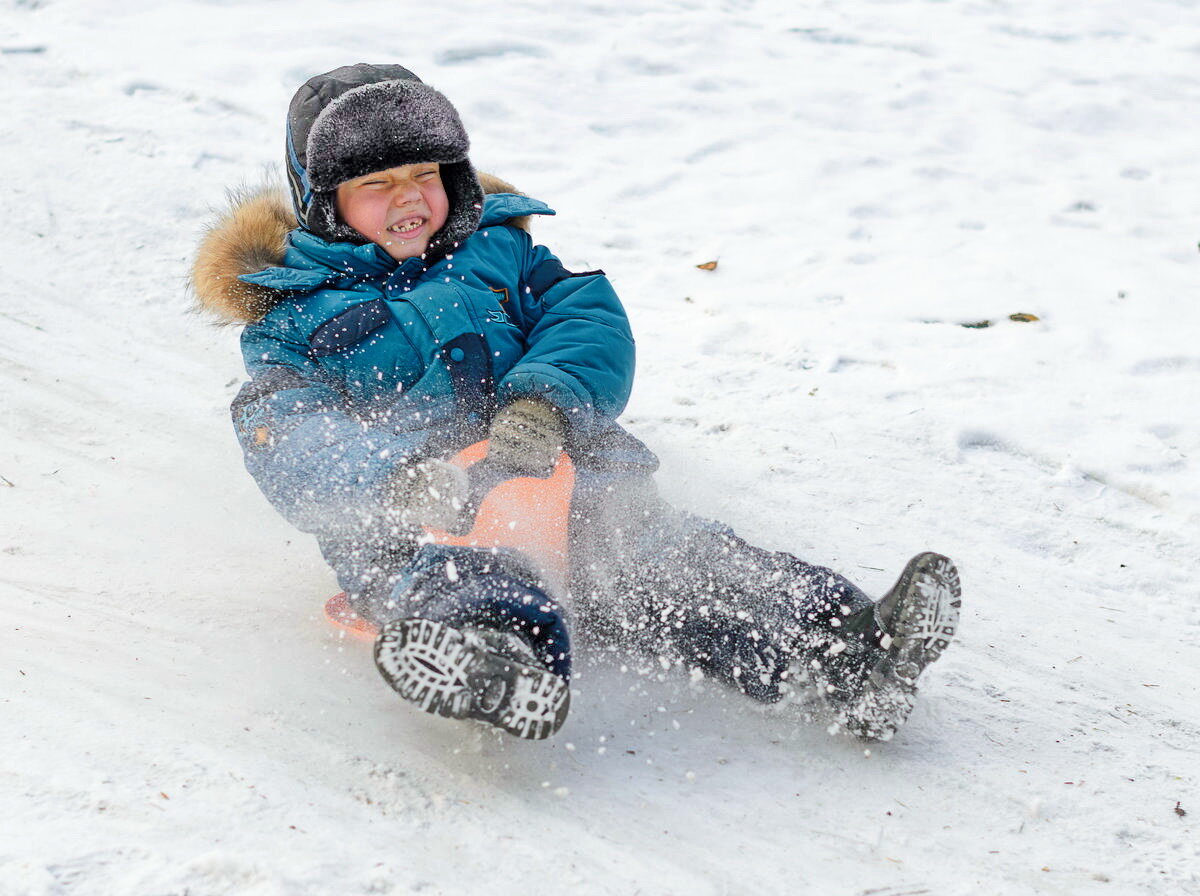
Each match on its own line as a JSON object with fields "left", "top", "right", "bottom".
{"left": 333, "top": 465, "right": 872, "bottom": 703}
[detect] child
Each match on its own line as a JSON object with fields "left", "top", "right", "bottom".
{"left": 193, "top": 63, "right": 961, "bottom": 742}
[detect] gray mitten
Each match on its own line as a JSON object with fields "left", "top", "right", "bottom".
{"left": 487, "top": 398, "right": 567, "bottom": 476}
{"left": 386, "top": 459, "right": 470, "bottom": 530}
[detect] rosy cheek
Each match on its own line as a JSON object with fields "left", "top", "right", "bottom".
{"left": 362, "top": 199, "right": 386, "bottom": 231}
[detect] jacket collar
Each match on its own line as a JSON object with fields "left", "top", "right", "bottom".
{"left": 191, "top": 184, "right": 552, "bottom": 324}
{"left": 242, "top": 193, "right": 555, "bottom": 293}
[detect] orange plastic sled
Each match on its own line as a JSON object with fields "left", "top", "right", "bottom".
{"left": 324, "top": 439, "right": 575, "bottom": 641}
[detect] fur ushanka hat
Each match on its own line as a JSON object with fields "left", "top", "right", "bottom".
{"left": 284, "top": 63, "right": 484, "bottom": 256}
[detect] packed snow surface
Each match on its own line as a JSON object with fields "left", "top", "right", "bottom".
{"left": 2, "top": 1, "right": 1198, "bottom": 893}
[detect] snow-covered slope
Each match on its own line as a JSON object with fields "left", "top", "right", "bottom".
{"left": 2, "top": 1, "right": 1197, "bottom": 893}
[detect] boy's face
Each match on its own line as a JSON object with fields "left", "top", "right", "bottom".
{"left": 335, "top": 163, "right": 450, "bottom": 261}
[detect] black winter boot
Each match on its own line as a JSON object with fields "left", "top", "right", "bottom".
{"left": 800, "top": 552, "right": 961, "bottom": 741}
{"left": 375, "top": 618, "right": 570, "bottom": 740}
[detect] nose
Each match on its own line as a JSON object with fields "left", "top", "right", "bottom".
{"left": 390, "top": 180, "right": 422, "bottom": 206}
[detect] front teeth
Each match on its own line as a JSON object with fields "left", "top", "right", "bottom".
{"left": 389, "top": 220, "right": 423, "bottom": 234}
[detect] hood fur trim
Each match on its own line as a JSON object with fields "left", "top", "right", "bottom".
{"left": 192, "top": 187, "right": 292, "bottom": 326}
{"left": 192, "top": 171, "right": 528, "bottom": 325}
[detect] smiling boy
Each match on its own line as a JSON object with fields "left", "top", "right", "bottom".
{"left": 193, "top": 63, "right": 961, "bottom": 742}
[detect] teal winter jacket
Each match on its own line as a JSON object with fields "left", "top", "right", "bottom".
{"left": 227, "top": 193, "right": 639, "bottom": 535}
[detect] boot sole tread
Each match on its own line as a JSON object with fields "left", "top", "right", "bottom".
{"left": 845, "top": 552, "right": 962, "bottom": 740}
{"left": 374, "top": 618, "right": 569, "bottom": 740}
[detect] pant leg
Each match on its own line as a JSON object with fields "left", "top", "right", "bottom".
{"left": 570, "top": 475, "right": 872, "bottom": 701}
{"left": 320, "top": 487, "right": 574, "bottom": 680}
{"left": 351, "top": 541, "right": 572, "bottom": 680}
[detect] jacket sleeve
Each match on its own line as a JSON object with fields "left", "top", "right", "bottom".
{"left": 497, "top": 235, "right": 636, "bottom": 437}
{"left": 232, "top": 317, "right": 425, "bottom": 535}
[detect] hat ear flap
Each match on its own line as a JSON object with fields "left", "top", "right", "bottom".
{"left": 425, "top": 160, "right": 484, "bottom": 256}
{"left": 309, "top": 190, "right": 366, "bottom": 245}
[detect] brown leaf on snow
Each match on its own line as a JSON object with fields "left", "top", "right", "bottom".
{"left": 1009, "top": 312, "right": 1040, "bottom": 322}
{"left": 696, "top": 260, "right": 719, "bottom": 271}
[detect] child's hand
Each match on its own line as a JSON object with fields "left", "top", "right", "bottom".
{"left": 487, "top": 398, "right": 566, "bottom": 477}
{"left": 386, "top": 460, "right": 470, "bottom": 530}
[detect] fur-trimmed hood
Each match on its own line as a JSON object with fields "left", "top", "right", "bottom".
{"left": 192, "top": 172, "right": 528, "bottom": 326}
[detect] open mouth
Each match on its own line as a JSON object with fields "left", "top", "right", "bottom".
{"left": 387, "top": 218, "right": 426, "bottom": 239}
